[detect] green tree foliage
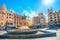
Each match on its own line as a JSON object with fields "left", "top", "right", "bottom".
{"left": 17, "top": 24, "right": 20, "bottom": 27}
{"left": 28, "top": 26, "right": 34, "bottom": 29}
{"left": 0, "top": 24, "right": 3, "bottom": 28}
{"left": 16, "top": 24, "right": 20, "bottom": 29}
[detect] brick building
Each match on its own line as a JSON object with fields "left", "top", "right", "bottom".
{"left": 0, "top": 9, "right": 6, "bottom": 28}
{"left": 0, "top": 4, "right": 31, "bottom": 29}
{"left": 14, "top": 14, "right": 22, "bottom": 27}
{"left": 6, "top": 11, "right": 14, "bottom": 27}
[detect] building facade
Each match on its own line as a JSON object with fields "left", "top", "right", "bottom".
{"left": 0, "top": 4, "right": 7, "bottom": 29}
{"left": 33, "top": 13, "right": 46, "bottom": 28}
{"left": 48, "top": 8, "right": 60, "bottom": 26}
{"left": 33, "top": 16, "right": 40, "bottom": 28}
{"left": 38, "top": 13, "right": 46, "bottom": 26}
{"left": 6, "top": 11, "right": 14, "bottom": 27}
{"left": 33, "top": 16, "right": 40, "bottom": 25}
{"left": 14, "top": 14, "right": 22, "bottom": 27}
{"left": 0, "top": 9, "right": 6, "bottom": 28}
{"left": 0, "top": 4, "right": 23, "bottom": 29}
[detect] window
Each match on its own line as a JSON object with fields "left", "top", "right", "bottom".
{"left": 54, "top": 15, "right": 55, "bottom": 16}
{"left": 1, "top": 19, "right": 3, "bottom": 20}
{"left": 58, "top": 21, "right": 60, "bottom": 23}
{"left": 7, "top": 23, "right": 13, "bottom": 25}
{"left": 24, "top": 23, "right": 26, "bottom": 25}
{"left": 0, "top": 12, "right": 1, "bottom": 14}
{"left": 2, "top": 12, "right": 4, "bottom": 14}
{"left": 9, "top": 17, "right": 11, "bottom": 18}
{"left": 50, "top": 15, "right": 52, "bottom": 17}
{"left": 2, "top": 15, "right": 4, "bottom": 18}
{"left": 55, "top": 22, "right": 56, "bottom": 23}
{"left": 7, "top": 17, "right": 8, "bottom": 18}
{"left": 58, "top": 19, "right": 60, "bottom": 21}
{"left": 9, "top": 14, "right": 11, "bottom": 16}
{"left": 55, "top": 19, "right": 56, "bottom": 21}
{"left": 57, "top": 13, "right": 59, "bottom": 15}
{"left": 58, "top": 16, "right": 59, "bottom": 18}
{"left": 50, "top": 20, "right": 53, "bottom": 21}
{"left": 54, "top": 17, "right": 56, "bottom": 18}
{"left": 1, "top": 22, "right": 3, "bottom": 24}
{"left": 7, "top": 14, "right": 8, "bottom": 15}
{"left": 14, "top": 22, "right": 16, "bottom": 24}
{"left": 15, "top": 16, "right": 16, "bottom": 17}
{"left": 14, "top": 18, "right": 16, "bottom": 20}
{"left": 41, "top": 17, "right": 43, "bottom": 18}
{"left": 50, "top": 17, "right": 52, "bottom": 19}
{"left": 17, "top": 17, "right": 18, "bottom": 18}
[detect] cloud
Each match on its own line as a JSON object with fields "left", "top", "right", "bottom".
{"left": 30, "top": 11, "right": 38, "bottom": 18}
{"left": 23, "top": 10, "right": 30, "bottom": 16}
{"left": 23, "top": 10, "right": 38, "bottom": 20}
{"left": 10, "top": 9, "right": 16, "bottom": 13}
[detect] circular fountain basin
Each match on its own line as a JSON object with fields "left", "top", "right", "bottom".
{"left": 0, "top": 29, "right": 56, "bottom": 39}
{"left": 6, "top": 29, "right": 37, "bottom": 34}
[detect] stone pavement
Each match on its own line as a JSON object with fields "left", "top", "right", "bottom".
{"left": 0, "top": 37, "right": 57, "bottom": 40}
{"left": 0, "top": 31, "right": 7, "bottom": 35}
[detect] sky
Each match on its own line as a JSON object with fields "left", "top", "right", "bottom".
{"left": 0, "top": 0, "right": 60, "bottom": 20}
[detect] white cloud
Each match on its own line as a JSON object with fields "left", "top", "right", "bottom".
{"left": 30, "top": 11, "right": 38, "bottom": 17}
{"left": 31, "top": 11, "right": 35, "bottom": 15}
{"left": 23, "top": 10, "right": 38, "bottom": 20}
{"left": 23, "top": 10, "right": 29, "bottom": 16}
{"left": 42, "top": 0, "right": 55, "bottom": 6}
{"left": 10, "top": 9, "right": 16, "bottom": 13}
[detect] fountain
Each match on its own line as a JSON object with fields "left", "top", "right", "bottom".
{"left": 6, "top": 26, "right": 37, "bottom": 34}
{"left": 0, "top": 26, "right": 56, "bottom": 39}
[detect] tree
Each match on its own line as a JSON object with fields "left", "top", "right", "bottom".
{"left": 16, "top": 24, "right": 20, "bottom": 29}
{"left": 17, "top": 24, "right": 20, "bottom": 27}
{"left": 28, "top": 26, "right": 34, "bottom": 29}
{"left": 0, "top": 24, "right": 3, "bottom": 28}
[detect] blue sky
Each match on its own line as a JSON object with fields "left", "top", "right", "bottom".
{"left": 0, "top": 0, "right": 60, "bottom": 20}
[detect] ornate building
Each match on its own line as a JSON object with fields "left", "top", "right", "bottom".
{"left": 1, "top": 4, "right": 15, "bottom": 27}
{"left": 48, "top": 8, "right": 60, "bottom": 26}
{"left": 6, "top": 11, "right": 14, "bottom": 27}
{"left": 33, "top": 13, "right": 46, "bottom": 28}
{"left": 38, "top": 13, "right": 46, "bottom": 26}
{"left": 0, "top": 4, "right": 23, "bottom": 29}
{"left": 0, "top": 9, "right": 6, "bottom": 28}
{"left": 1, "top": 4, "right": 7, "bottom": 13}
